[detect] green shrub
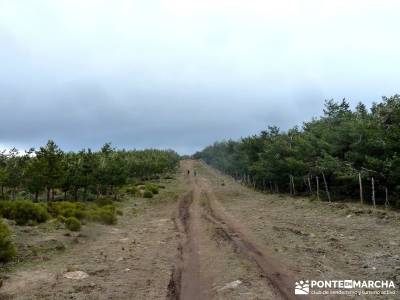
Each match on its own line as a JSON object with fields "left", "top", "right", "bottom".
{"left": 94, "top": 197, "right": 114, "bottom": 207}
{"left": 49, "top": 201, "right": 118, "bottom": 226}
{"left": 98, "top": 209, "right": 117, "bottom": 225}
{"left": 0, "top": 219, "right": 16, "bottom": 262}
{"left": 65, "top": 217, "right": 81, "bottom": 231}
{"left": 0, "top": 201, "right": 49, "bottom": 225}
{"left": 145, "top": 183, "right": 159, "bottom": 194}
{"left": 47, "top": 202, "right": 87, "bottom": 220}
{"left": 87, "top": 205, "right": 117, "bottom": 225}
{"left": 143, "top": 190, "right": 153, "bottom": 198}
{"left": 90, "top": 210, "right": 116, "bottom": 225}
{"left": 126, "top": 186, "right": 140, "bottom": 196}
{"left": 102, "top": 204, "right": 116, "bottom": 213}
{"left": 0, "top": 201, "right": 14, "bottom": 219}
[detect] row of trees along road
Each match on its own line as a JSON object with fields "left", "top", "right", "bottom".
{"left": 0, "top": 141, "right": 179, "bottom": 201}
{"left": 194, "top": 95, "right": 400, "bottom": 209}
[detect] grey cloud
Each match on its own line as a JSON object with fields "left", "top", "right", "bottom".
{"left": 1, "top": 1, "right": 400, "bottom": 154}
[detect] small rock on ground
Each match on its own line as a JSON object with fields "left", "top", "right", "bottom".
{"left": 63, "top": 271, "right": 89, "bottom": 280}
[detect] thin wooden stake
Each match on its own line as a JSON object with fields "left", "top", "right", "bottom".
{"left": 359, "top": 172, "right": 363, "bottom": 205}
{"left": 385, "top": 187, "right": 389, "bottom": 208}
{"left": 316, "top": 176, "right": 320, "bottom": 201}
{"left": 307, "top": 176, "right": 312, "bottom": 194}
{"left": 291, "top": 175, "right": 296, "bottom": 195}
{"left": 371, "top": 177, "right": 376, "bottom": 208}
{"left": 322, "top": 171, "right": 331, "bottom": 202}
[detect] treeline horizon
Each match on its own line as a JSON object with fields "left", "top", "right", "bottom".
{"left": 0, "top": 141, "right": 180, "bottom": 201}
{"left": 195, "top": 95, "right": 400, "bottom": 208}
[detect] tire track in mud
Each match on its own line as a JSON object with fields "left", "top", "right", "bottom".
{"left": 168, "top": 189, "right": 210, "bottom": 300}
{"left": 169, "top": 163, "right": 297, "bottom": 300}
{"left": 168, "top": 192, "right": 191, "bottom": 299}
{"left": 199, "top": 180, "right": 297, "bottom": 300}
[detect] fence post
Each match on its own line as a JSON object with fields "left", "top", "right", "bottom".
{"left": 385, "top": 187, "right": 389, "bottom": 208}
{"left": 322, "top": 171, "right": 331, "bottom": 202}
{"left": 291, "top": 175, "right": 296, "bottom": 195}
{"left": 371, "top": 177, "right": 376, "bottom": 208}
{"left": 359, "top": 172, "right": 363, "bottom": 205}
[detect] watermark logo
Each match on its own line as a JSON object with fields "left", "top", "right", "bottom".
{"left": 295, "top": 280, "right": 310, "bottom": 295}
{"left": 295, "top": 279, "right": 397, "bottom": 296}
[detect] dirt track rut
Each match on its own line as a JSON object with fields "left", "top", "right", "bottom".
{"left": 170, "top": 160, "right": 296, "bottom": 300}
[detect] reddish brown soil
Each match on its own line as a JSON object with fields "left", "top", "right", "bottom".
{"left": 168, "top": 160, "right": 292, "bottom": 300}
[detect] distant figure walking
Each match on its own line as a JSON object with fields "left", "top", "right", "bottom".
{"left": 187, "top": 170, "right": 190, "bottom": 175}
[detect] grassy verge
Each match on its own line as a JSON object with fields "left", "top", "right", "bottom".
{"left": 0, "top": 174, "right": 183, "bottom": 275}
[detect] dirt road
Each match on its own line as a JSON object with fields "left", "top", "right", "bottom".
{"left": 169, "top": 160, "right": 295, "bottom": 300}
{"left": 1, "top": 160, "right": 399, "bottom": 299}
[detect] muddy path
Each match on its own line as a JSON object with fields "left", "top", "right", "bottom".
{"left": 169, "top": 188, "right": 208, "bottom": 300}
{"left": 170, "top": 160, "right": 295, "bottom": 300}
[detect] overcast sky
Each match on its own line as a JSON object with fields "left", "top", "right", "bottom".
{"left": 0, "top": 1, "right": 399, "bottom": 154}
